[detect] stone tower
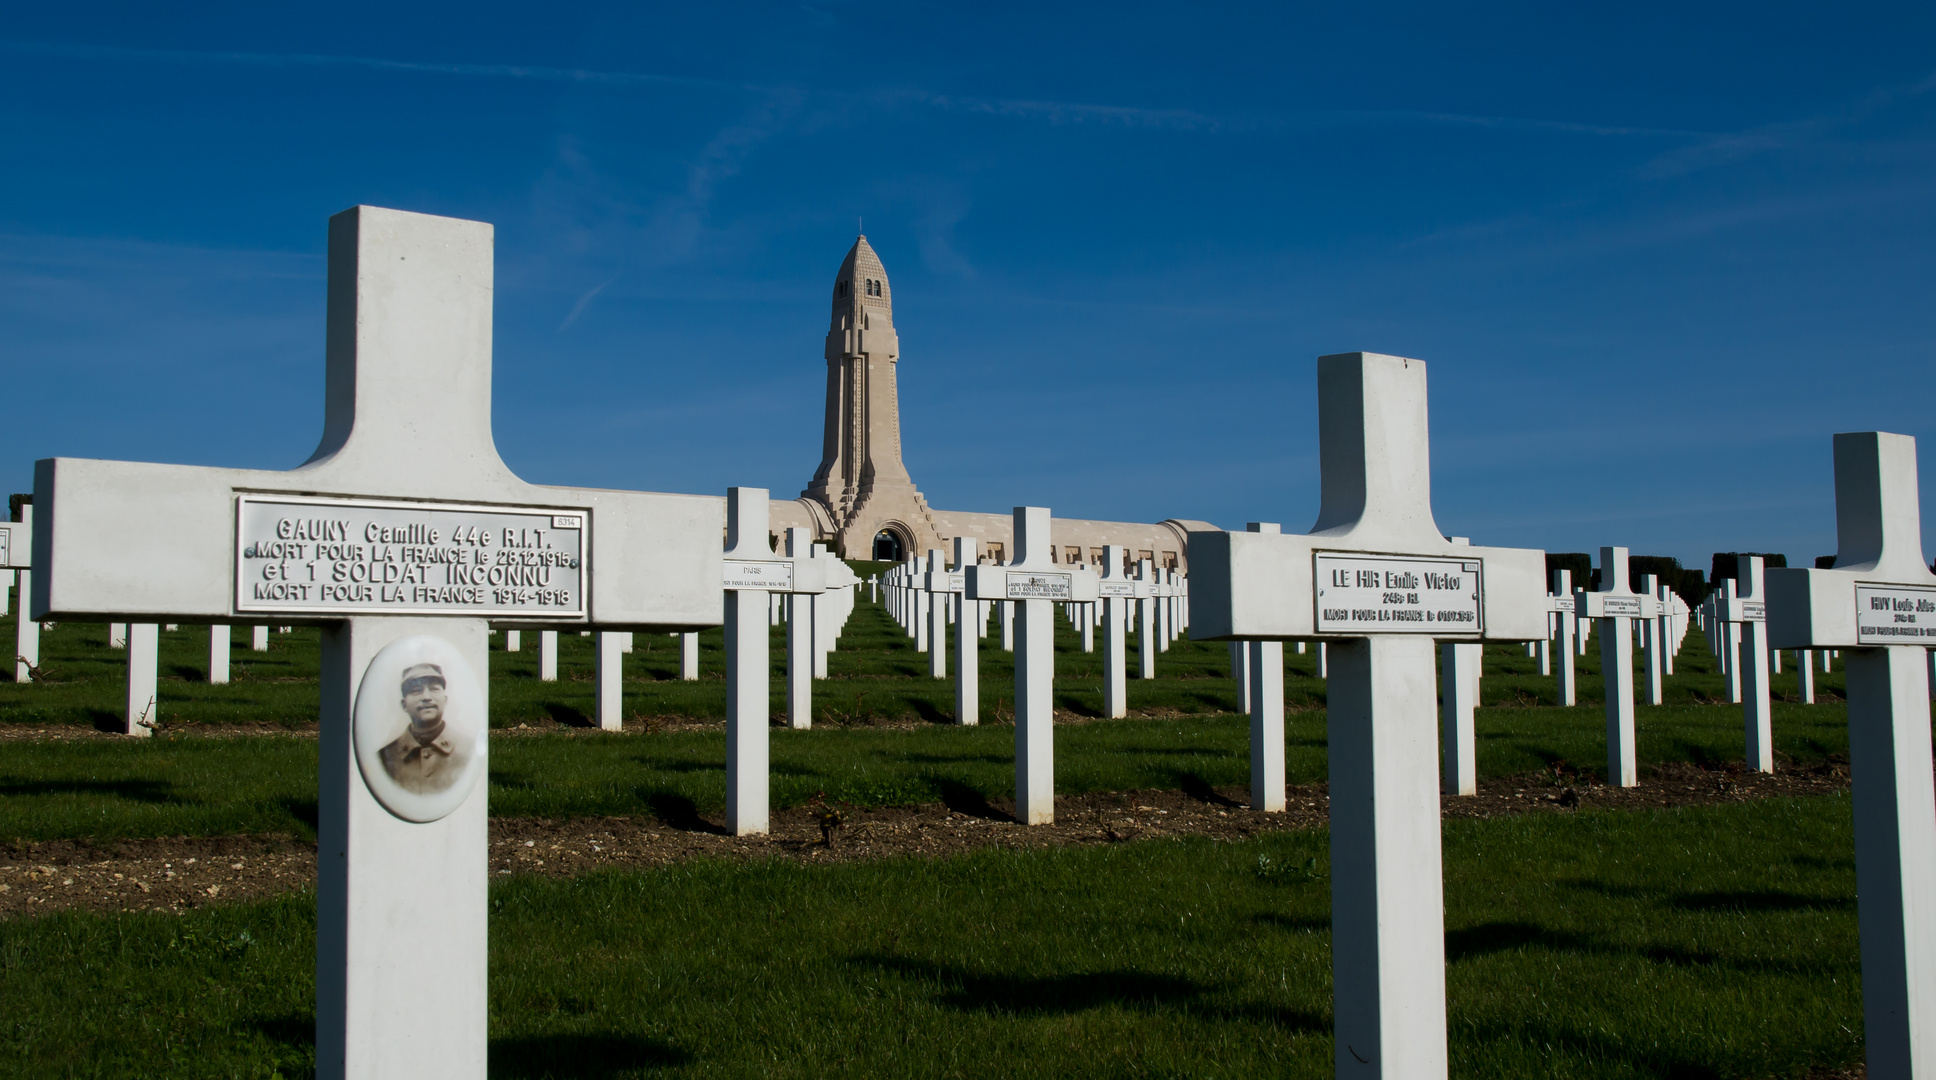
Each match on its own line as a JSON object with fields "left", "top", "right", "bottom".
{"left": 801, "top": 236, "right": 944, "bottom": 560}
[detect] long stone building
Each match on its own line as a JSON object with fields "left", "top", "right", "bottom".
{"left": 768, "top": 236, "right": 1209, "bottom": 568}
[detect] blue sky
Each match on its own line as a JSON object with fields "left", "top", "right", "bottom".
{"left": 3, "top": 2, "right": 1934, "bottom": 571}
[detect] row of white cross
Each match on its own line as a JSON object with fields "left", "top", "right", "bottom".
{"left": 19, "top": 207, "right": 1934, "bottom": 1079}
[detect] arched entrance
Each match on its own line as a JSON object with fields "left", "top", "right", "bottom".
{"left": 872, "top": 529, "right": 905, "bottom": 561}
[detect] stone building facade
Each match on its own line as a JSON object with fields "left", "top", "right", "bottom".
{"left": 768, "top": 236, "right": 1210, "bottom": 569}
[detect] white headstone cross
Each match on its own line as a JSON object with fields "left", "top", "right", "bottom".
{"left": 1440, "top": 536, "right": 1482, "bottom": 797}
{"left": 1190, "top": 353, "right": 1545, "bottom": 1080}
{"left": 965, "top": 507, "right": 1098, "bottom": 825}
{"left": 1578, "top": 546, "right": 1658, "bottom": 788}
{"left": 720, "top": 489, "right": 824, "bottom": 833}
{"left": 1245, "top": 523, "right": 1288, "bottom": 812}
{"left": 1721, "top": 557, "right": 1775, "bottom": 772}
{"left": 30, "top": 206, "right": 723, "bottom": 1080}
{"left": 1097, "top": 544, "right": 1136, "bottom": 719}
{"left": 0, "top": 512, "right": 34, "bottom": 681}
{"left": 1767, "top": 431, "right": 1936, "bottom": 1079}
{"left": 926, "top": 539, "right": 978, "bottom": 723}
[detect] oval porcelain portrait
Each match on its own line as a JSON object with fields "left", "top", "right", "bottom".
{"left": 353, "top": 635, "right": 486, "bottom": 823}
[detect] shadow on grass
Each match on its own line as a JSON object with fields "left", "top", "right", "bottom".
{"left": 544, "top": 704, "right": 594, "bottom": 728}
{"left": 244, "top": 1013, "right": 314, "bottom": 1047}
{"left": 645, "top": 793, "right": 725, "bottom": 835}
{"left": 0, "top": 776, "right": 177, "bottom": 802}
{"left": 853, "top": 953, "right": 1329, "bottom": 1033}
{"left": 491, "top": 1032, "right": 692, "bottom": 1077}
{"left": 855, "top": 953, "right": 1206, "bottom": 1015}
{"left": 283, "top": 798, "right": 320, "bottom": 833}
{"left": 931, "top": 778, "right": 1008, "bottom": 822}
{"left": 1176, "top": 772, "right": 1244, "bottom": 808}
{"left": 169, "top": 664, "right": 206, "bottom": 681}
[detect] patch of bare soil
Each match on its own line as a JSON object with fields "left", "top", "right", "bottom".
{"left": 0, "top": 758, "right": 1850, "bottom": 921}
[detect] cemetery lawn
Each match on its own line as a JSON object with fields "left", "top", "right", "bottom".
{"left": 0, "top": 581, "right": 1865, "bottom": 843}
{"left": 0, "top": 793, "right": 1861, "bottom": 1078}
{"left": 0, "top": 695, "right": 1852, "bottom": 842}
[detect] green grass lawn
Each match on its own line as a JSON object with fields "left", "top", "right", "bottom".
{"left": 0, "top": 584, "right": 1861, "bottom": 843}
{"left": 0, "top": 572, "right": 1848, "bottom": 732}
{"left": 0, "top": 794, "right": 1861, "bottom": 1078}
{"left": 0, "top": 696, "right": 1853, "bottom": 844}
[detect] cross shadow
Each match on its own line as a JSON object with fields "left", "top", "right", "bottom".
{"left": 931, "top": 778, "right": 1009, "bottom": 821}
{"left": 169, "top": 664, "right": 206, "bottom": 681}
{"left": 645, "top": 794, "right": 726, "bottom": 835}
{"left": 282, "top": 798, "right": 320, "bottom": 833}
{"left": 490, "top": 1032, "right": 692, "bottom": 1077}
{"left": 1176, "top": 772, "right": 1245, "bottom": 808}
{"left": 908, "top": 698, "right": 953, "bottom": 725}
{"left": 243, "top": 1013, "right": 314, "bottom": 1048}
{"left": 87, "top": 710, "right": 131, "bottom": 733}
{"left": 1250, "top": 913, "right": 1330, "bottom": 933}
{"left": 853, "top": 953, "right": 1206, "bottom": 1016}
{"left": 543, "top": 704, "right": 593, "bottom": 728}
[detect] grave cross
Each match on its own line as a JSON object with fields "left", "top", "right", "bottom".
{"left": 965, "top": 507, "right": 1098, "bottom": 825}
{"left": 31, "top": 207, "right": 724, "bottom": 1080}
{"left": 1097, "top": 544, "right": 1136, "bottom": 719}
{"left": 926, "top": 537, "right": 978, "bottom": 724}
{"left": 1719, "top": 558, "right": 1774, "bottom": 772}
{"left": 1576, "top": 546, "right": 1659, "bottom": 788}
{"left": 1548, "top": 569, "right": 1578, "bottom": 704}
{"left": 1767, "top": 432, "right": 1936, "bottom": 1079}
{"left": 920, "top": 548, "right": 948, "bottom": 679}
{"left": 1242, "top": 523, "right": 1287, "bottom": 812}
{"left": 1191, "top": 353, "right": 1545, "bottom": 1080}
{"left": 720, "top": 488, "right": 825, "bottom": 833}
{"left": 2, "top": 507, "right": 35, "bottom": 682}
{"left": 1135, "top": 558, "right": 1159, "bottom": 678}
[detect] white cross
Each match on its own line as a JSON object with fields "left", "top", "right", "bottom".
{"left": 965, "top": 507, "right": 1098, "bottom": 825}
{"left": 720, "top": 487, "right": 825, "bottom": 834}
{"left": 1440, "top": 537, "right": 1481, "bottom": 797}
{"left": 1097, "top": 544, "right": 1136, "bottom": 719}
{"left": 926, "top": 537, "right": 979, "bottom": 724}
{"left": 1190, "top": 352, "right": 1545, "bottom": 1080}
{"left": 1768, "top": 431, "right": 1936, "bottom": 1078}
{"left": 1242, "top": 523, "right": 1287, "bottom": 811}
{"left": 1576, "top": 547, "right": 1660, "bottom": 787}
{"left": 1134, "top": 558, "right": 1159, "bottom": 678}
{"left": 1547, "top": 569, "right": 1578, "bottom": 704}
{"left": 29, "top": 206, "right": 725, "bottom": 1080}
{"left": 1715, "top": 558, "right": 1774, "bottom": 771}
{"left": 920, "top": 548, "right": 949, "bottom": 679}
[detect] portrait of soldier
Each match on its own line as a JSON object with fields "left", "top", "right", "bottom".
{"left": 378, "top": 662, "right": 469, "bottom": 794}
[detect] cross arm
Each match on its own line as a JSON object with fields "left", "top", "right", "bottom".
{"left": 1187, "top": 529, "right": 1547, "bottom": 641}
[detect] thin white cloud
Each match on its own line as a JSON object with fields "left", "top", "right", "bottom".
{"left": 1, "top": 39, "right": 1714, "bottom": 143}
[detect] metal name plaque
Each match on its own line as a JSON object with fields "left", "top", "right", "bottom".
{"left": 1007, "top": 572, "right": 1073, "bottom": 600}
{"left": 1099, "top": 581, "right": 1137, "bottom": 598}
{"left": 1550, "top": 594, "right": 1579, "bottom": 613}
{"left": 1856, "top": 584, "right": 1936, "bottom": 644}
{"left": 1314, "top": 552, "right": 1482, "bottom": 634}
{"left": 724, "top": 560, "right": 793, "bottom": 591}
{"left": 236, "top": 496, "right": 585, "bottom": 617}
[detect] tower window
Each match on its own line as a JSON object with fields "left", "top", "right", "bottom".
{"left": 836, "top": 281, "right": 847, "bottom": 297}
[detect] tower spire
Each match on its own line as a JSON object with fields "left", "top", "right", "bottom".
{"left": 801, "top": 236, "right": 940, "bottom": 558}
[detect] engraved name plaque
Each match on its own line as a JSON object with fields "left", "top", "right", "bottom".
{"left": 236, "top": 496, "right": 585, "bottom": 618}
{"left": 1099, "top": 581, "right": 1137, "bottom": 598}
{"left": 1314, "top": 552, "right": 1482, "bottom": 634}
{"left": 1599, "top": 596, "right": 1646, "bottom": 619}
{"left": 724, "top": 561, "right": 794, "bottom": 591}
{"left": 1007, "top": 572, "right": 1073, "bottom": 600}
{"left": 1856, "top": 584, "right": 1936, "bottom": 644}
